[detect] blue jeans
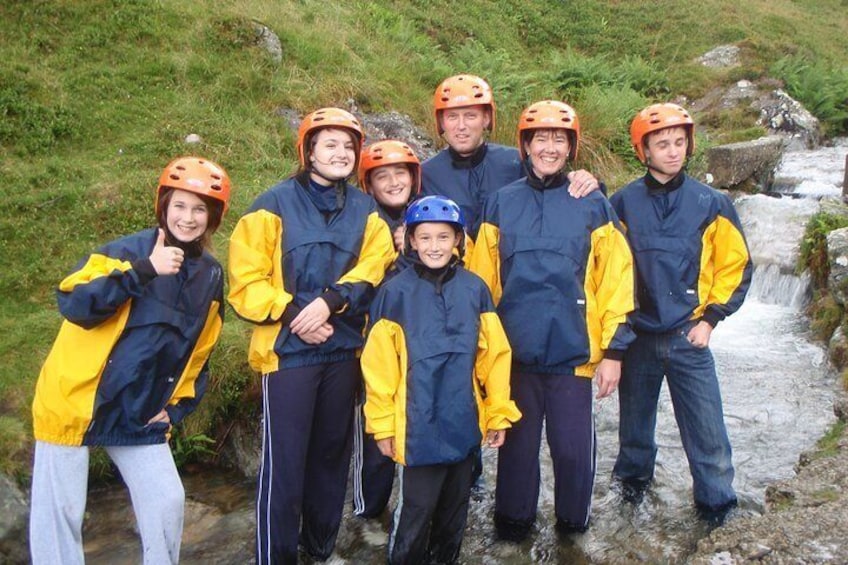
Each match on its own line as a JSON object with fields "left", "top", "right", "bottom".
{"left": 613, "top": 324, "right": 736, "bottom": 510}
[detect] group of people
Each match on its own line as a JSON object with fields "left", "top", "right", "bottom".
{"left": 28, "top": 73, "right": 752, "bottom": 565}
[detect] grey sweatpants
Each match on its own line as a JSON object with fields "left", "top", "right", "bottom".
{"left": 29, "top": 441, "right": 185, "bottom": 565}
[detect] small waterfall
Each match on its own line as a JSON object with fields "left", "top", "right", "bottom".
{"left": 736, "top": 194, "right": 819, "bottom": 307}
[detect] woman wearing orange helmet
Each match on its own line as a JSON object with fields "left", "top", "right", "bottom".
{"left": 30, "top": 157, "right": 232, "bottom": 565}
{"left": 422, "top": 74, "right": 602, "bottom": 241}
{"left": 610, "top": 104, "right": 751, "bottom": 520}
{"left": 468, "top": 100, "right": 636, "bottom": 542}
{"left": 227, "top": 108, "right": 395, "bottom": 563}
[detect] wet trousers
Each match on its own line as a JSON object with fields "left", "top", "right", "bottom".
{"left": 613, "top": 327, "right": 736, "bottom": 510}
{"left": 29, "top": 441, "right": 184, "bottom": 565}
{"left": 255, "top": 360, "right": 359, "bottom": 564}
{"left": 494, "top": 370, "right": 595, "bottom": 539}
{"left": 388, "top": 454, "right": 475, "bottom": 565}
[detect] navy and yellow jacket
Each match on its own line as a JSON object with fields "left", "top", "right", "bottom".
{"left": 361, "top": 259, "right": 521, "bottom": 467}
{"left": 609, "top": 173, "right": 752, "bottom": 333}
{"left": 32, "top": 228, "right": 224, "bottom": 447}
{"left": 421, "top": 143, "right": 523, "bottom": 239}
{"left": 468, "top": 173, "right": 636, "bottom": 377}
{"left": 227, "top": 175, "right": 395, "bottom": 373}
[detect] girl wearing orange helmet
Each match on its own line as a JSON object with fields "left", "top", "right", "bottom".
{"left": 358, "top": 139, "right": 422, "bottom": 251}
{"left": 227, "top": 108, "right": 395, "bottom": 563}
{"left": 30, "top": 157, "right": 231, "bottom": 565}
{"left": 468, "top": 100, "right": 636, "bottom": 542}
{"left": 610, "top": 104, "right": 751, "bottom": 519}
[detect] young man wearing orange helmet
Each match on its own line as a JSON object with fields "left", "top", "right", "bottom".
{"left": 30, "top": 157, "right": 232, "bottom": 565}
{"left": 227, "top": 108, "right": 395, "bottom": 563}
{"left": 468, "top": 101, "right": 636, "bottom": 541}
{"left": 422, "top": 74, "right": 601, "bottom": 241}
{"left": 352, "top": 139, "right": 423, "bottom": 520}
{"left": 610, "top": 103, "right": 752, "bottom": 520}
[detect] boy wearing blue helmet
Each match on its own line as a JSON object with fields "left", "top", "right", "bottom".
{"left": 361, "top": 196, "right": 521, "bottom": 564}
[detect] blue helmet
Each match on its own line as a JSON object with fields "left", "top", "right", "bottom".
{"left": 404, "top": 195, "right": 466, "bottom": 230}
{"left": 403, "top": 195, "right": 467, "bottom": 259}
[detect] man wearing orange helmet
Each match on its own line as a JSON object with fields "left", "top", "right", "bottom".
{"left": 227, "top": 108, "right": 395, "bottom": 563}
{"left": 468, "top": 100, "right": 635, "bottom": 542}
{"left": 422, "top": 74, "right": 601, "bottom": 240}
{"left": 30, "top": 157, "right": 232, "bottom": 565}
{"left": 610, "top": 103, "right": 752, "bottom": 520}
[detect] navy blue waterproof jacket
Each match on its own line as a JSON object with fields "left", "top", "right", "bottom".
{"left": 361, "top": 261, "right": 520, "bottom": 466}
{"left": 469, "top": 175, "right": 636, "bottom": 377}
{"left": 228, "top": 175, "right": 395, "bottom": 372}
{"left": 609, "top": 173, "right": 752, "bottom": 333}
{"left": 421, "top": 143, "right": 523, "bottom": 239}
{"left": 33, "top": 228, "right": 224, "bottom": 446}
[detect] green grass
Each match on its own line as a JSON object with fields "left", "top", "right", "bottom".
{"left": 2, "top": 0, "right": 848, "bottom": 483}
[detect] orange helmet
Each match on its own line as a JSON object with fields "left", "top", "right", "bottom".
{"left": 296, "top": 107, "right": 365, "bottom": 170}
{"left": 358, "top": 140, "right": 422, "bottom": 195}
{"left": 433, "top": 74, "right": 496, "bottom": 135}
{"left": 156, "top": 156, "right": 231, "bottom": 213}
{"left": 517, "top": 100, "right": 580, "bottom": 161}
{"left": 630, "top": 103, "right": 695, "bottom": 164}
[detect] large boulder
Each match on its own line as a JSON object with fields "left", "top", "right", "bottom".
{"left": 706, "top": 136, "right": 786, "bottom": 191}
{"left": 0, "top": 473, "right": 28, "bottom": 564}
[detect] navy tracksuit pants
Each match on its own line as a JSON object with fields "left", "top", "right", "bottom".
{"left": 495, "top": 370, "right": 596, "bottom": 539}
{"left": 352, "top": 397, "right": 395, "bottom": 518}
{"left": 255, "top": 360, "right": 359, "bottom": 565}
{"left": 388, "top": 454, "right": 475, "bottom": 565}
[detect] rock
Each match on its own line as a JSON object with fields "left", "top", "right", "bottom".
{"left": 706, "top": 136, "right": 786, "bottom": 190}
{"left": 827, "top": 226, "right": 848, "bottom": 305}
{"left": 698, "top": 45, "right": 741, "bottom": 68}
{"left": 274, "top": 108, "right": 437, "bottom": 161}
{"left": 828, "top": 324, "right": 848, "bottom": 369}
{"left": 754, "top": 89, "right": 821, "bottom": 150}
{"left": 252, "top": 22, "right": 282, "bottom": 63}
{"left": 689, "top": 410, "right": 848, "bottom": 564}
{"left": 0, "top": 474, "right": 28, "bottom": 565}
{"left": 274, "top": 108, "right": 302, "bottom": 133}
{"left": 359, "top": 112, "right": 437, "bottom": 160}
{"left": 184, "top": 133, "right": 202, "bottom": 144}
{"left": 218, "top": 418, "right": 262, "bottom": 478}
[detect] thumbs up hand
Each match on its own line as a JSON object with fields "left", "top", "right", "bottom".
{"left": 149, "top": 229, "right": 185, "bottom": 275}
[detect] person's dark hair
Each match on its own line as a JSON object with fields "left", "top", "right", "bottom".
{"left": 156, "top": 188, "right": 224, "bottom": 251}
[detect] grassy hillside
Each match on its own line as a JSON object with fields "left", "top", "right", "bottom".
{"left": 2, "top": 0, "right": 847, "bottom": 481}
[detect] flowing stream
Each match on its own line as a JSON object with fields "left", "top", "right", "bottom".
{"left": 83, "top": 141, "right": 846, "bottom": 564}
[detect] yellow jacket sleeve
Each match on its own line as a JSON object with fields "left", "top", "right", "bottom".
{"left": 588, "top": 221, "right": 636, "bottom": 352}
{"left": 361, "top": 318, "right": 406, "bottom": 442}
{"left": 475, "top": 311, "right": 521, "bottom": 431}
{"left": 227, "top": 209, "right": 292, "bottom": 323}
{"left": 467, "top": 222, "right": 502, "bottom": 305}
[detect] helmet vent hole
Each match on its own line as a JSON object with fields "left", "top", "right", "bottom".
{"left": 169, "top": 174, "right": 181, "bottom": 181}
{"left": 176, "top": 166, "right": 186, "bottom": 171}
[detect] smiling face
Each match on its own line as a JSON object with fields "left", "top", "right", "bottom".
{"left": 644, "top": 126, "right": 688, "bottom": 182}
{"left": 368, "top": 163, "right": 413, "bottom": 211}
{"left": 309, "top": 127, "right": 356, "bottom": 184}
{"left": 439, "top": 105, "right": 491, "bottom": 156}
{"left": 525, "top": 128, "right": 571, "bottom": 178}
{"left": 409, "top": 221, "right": 460, "bottom": 269}
{"left": 165, "top": 189, "right": 209, "bottom": 243}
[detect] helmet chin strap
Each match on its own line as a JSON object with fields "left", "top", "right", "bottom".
{"left": 308, "top": 154, "right": 352, "bottom": 184}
